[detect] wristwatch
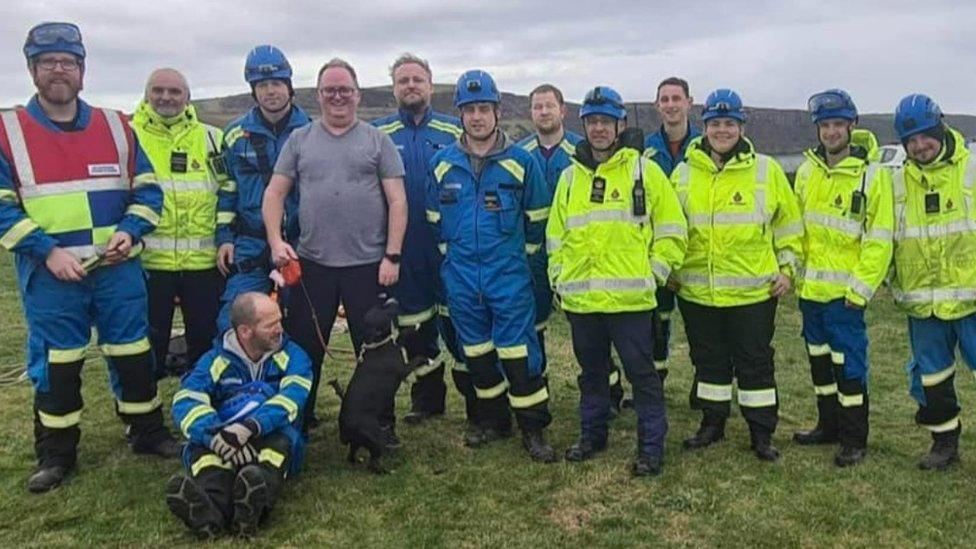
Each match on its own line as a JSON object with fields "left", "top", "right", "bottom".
{"left": 384, "top": 252, "right": 401, "bottom": 264}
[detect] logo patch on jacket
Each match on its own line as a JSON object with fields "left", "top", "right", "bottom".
{"left": 731, "top": 191, "right": 744, "bottom": 205}
{"left": 88, "top": 164, "right": 121, "bottom": 176}
{"left": 191, "top": 159, "right": 201, "bottom": 171}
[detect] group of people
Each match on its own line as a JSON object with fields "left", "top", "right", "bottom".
{"left": 1, "top": 20, "right": 974, "bottom": 539}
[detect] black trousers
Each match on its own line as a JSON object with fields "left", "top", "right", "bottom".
{"left": 285, "top": 259, "right": 384, "bottom": 428}
{"left": 678, "top": 297, "right": 779, "bottom": 434}
{"left": 147, "top": 269, "right": 222, "bottom": 377}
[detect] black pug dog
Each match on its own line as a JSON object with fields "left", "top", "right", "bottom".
{"left": 337, "top": 297, "right": 427, "bottom": 473}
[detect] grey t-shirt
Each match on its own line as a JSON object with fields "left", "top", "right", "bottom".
{"left": 275, "top": 120, "right": 405, "bottom": 267}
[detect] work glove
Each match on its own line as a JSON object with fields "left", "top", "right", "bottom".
{"left": 210, "top": 418, "right": 260, "bottom": 460}
{"left": 229, "top": 443, "right": 259, "bottom": 468}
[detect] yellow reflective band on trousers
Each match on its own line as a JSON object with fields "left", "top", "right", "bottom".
{"left": 475, "top": 380, "right": 509, "bottom": 399}
{"left": 48, "top": 346, "right": 88, "bottom": 363}
{"left": 181, "top": 404, "right": 216, "bottom": 436}
{"left": 117, "top": 395, "right": 162, "bottom": 414}
{"left": 654, "top": 360, "right": 667, "bottom": 371}
{"left": 259, "top": 448, "right": 286, "bottom": 469}
{"left": 398, "top": 306, "right": 436, "bottom": 326}
{"left": 830, "top": 351, "right": 845, "bottom": 365}
{"left": 191, "top": 454, "right": 232, "bottom": 476}
{"left": 266, "top": 395, "right": 300, "bottom": 422}
{"left": 921, "top": 365, "right": 956, "bottom": 387}
{"left": 280, "top": 375, "right": 313, "bottom": 391}
{"left": 38, "top": 409, "right": 82, "bottom": 428}
{"left": 807, "top": 343, "right": 830, "bottom": 357}
{"left": 923, "top": 416, "right": 960, "bottom": 433}
{"left": 608, "top": 369, "right": 620, "bottom": 385}
{"left": 837, "top": 391, "right": 864, "bottom": 408}
{"left": 508, "top": 386, "right": 549, "bottom": 409}
{"left": 463, "top": 341, "right": 495, "bottom": 358}
{"left": 497, "top": 345, "right": 528, "bottom": 359}
{"left": 412, "top": 358, "right": 442, "bottom": 378}
{"left": 100, "top": 337, "right": 150, "bottom": 357}
{"left": 814, "top": 383, "right": 838, "bottom": 396}
{"left": 697, "top": 382, "right": 733, "bottom": 402}
{"left": 737, "top": 388, "right": 777, "bottom": 407}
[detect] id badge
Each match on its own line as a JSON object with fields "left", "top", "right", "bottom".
{"left": 170, "top": 151, "right": 188, "bottom": 173}
{"left": 483, "top": 191, "right": 501, "bottom": 211}
{"left": 850, "top": 191, "right": 865, "bottom": 216}
{"left": 207, "top": 153, "right": 228, "bottom": 177}
{"left": 590, "top": 177, "right": 606, "bottom": 204}
{"left": 925, "top": 192, "right": 940, "bottom": 214}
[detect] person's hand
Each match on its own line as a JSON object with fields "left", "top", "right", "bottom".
{"left": 45, "top": 247, "right": 86, "bottom": 281}
{"left": 378, "top": 257, "right": 400, "bottom": 286}
{"left": 103, "top": 231, "right": 132, "bottom": 265}
{"left": 666, "top": 275, "right": 681, "bottom": 292}
{"left": 770, "top": 273, "right": 792, "bottom": 298}
{"left": 270, "top": 239, "right": 298, "bottom": 267}
{"left": 229, "top": 443, "right": 258, "bottom": 467}
{"left": 220, "top": 420, "right": 258, "bottom": 447}
{"left": 217, "top": 243, "right": 235, "bottom": 276}
{"left": 209, "top": 431, "right": 239, "bottom": 461}
{"left": 844, "top": 299, "right": 865, "bottom": 310}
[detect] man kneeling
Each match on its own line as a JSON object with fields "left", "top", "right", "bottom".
{"left": 166, "top": 292, "right": 313, "bottom": 538}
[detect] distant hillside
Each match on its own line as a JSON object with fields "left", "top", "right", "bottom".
{"left": 193, "top": 85, "right": 976, "bottom": 154}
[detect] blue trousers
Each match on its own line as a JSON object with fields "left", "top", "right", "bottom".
{"left": 906, "top": 313, "right": 976, "bottom": 433}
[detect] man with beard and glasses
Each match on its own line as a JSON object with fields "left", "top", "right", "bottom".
{"left": 0, "top": 22, "right": 181, "bottom": 493}
{"left": 371, "top": 54, "right": 472, "bottom": 427}
{"left": 792, "top": 89, "right": 892, "bottom": 467}
{"left": 264, "top": 58, "right": 407, "bottom": 445}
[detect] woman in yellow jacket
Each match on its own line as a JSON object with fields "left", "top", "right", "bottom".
{"left": 670, "top": 89, "right": 804, "bottom": 461}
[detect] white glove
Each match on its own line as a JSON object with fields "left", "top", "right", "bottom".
{"left": 229, "top": 443, "right": 259, "bottom": 467}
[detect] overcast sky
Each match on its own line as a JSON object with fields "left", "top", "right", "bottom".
{"left": 2, "top": 1, "right": 972, "bottom": 114}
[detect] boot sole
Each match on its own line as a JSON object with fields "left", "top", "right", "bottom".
{"left": 165, "top": 474, "right": 223, "bottom": 540}
{"left": 233, "top": 466, "right": 270, "bottom": 537}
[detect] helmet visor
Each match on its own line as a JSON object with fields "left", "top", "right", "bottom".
{"left": 28, "top": 23, "right": 82, "bottom": 47}
{"left": 808, "top": 92, "right": 849, "bottom": 114}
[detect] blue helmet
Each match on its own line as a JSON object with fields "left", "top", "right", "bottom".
{"left": 894, "top": 93, "right": 943, "bottom": 141}
{"left": 579, "top": 86, "right": 627, "bottom": 120}
{"left": 217, "top": 381, "right": 276, "bottom": 425}
{"left": 244, "top": 45, "right": 292, "bottom": 85}
{"left": 23, "top": 22, "right": 85, "bottom": 61}
{"left": 454, "top": 70, "right": 500, "bottom": 108}
{"left": 808, "top": 89, "right": 858, "bottom": 123}
{"left": 702, "top": 89, "right": 746, "bottom": 123}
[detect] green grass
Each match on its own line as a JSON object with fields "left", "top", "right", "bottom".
{"left": 0, "top": 251, "right": 974, "bottom": 548}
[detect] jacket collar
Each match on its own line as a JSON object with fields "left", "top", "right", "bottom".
{"left": 398, "top": 106, "right": 432, "bottom": 128}
{"left": 26, "top": 95, "right": 92, "bottom": 132}
{"left": 221, "top": 329, "right": 278, "bottom": 380}
{"left": 686, "top": 136, "right": 756, "bottom": 174}
{"left": 132, "top": 100, "right": 199, "bottom": 135}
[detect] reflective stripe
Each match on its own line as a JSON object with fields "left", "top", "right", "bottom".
{"left": 923, "top": 416, "right": 959, "bottom": 433}
{"left": 535, "top": 321, "right": 547, "bottom": 332}
{"left": 133, "top": 172, "right": 157, "bottom": 187}
{"left": 0, "top": 188, "right": 19, "bottom": 203}
{"left": 142, "top": 236, "right": 215, "bottom": 251}
{"left": 654, "top": 360, "right": 667, "bottom": 371}
{"left": 429, "top": 120, "right": 462, "bottom": 137}
{"left": 814, "top": 383, "right": 838, "bottom": 396}
{"left": 126, "top": 204, "right": 160, "bottom": 226}
{"left": 837, "top": 391, "right": 864, "bottom": 407}
{"left": 737, "top": 388, "right": 777, "bottom": 408}
{"left": 434, "top": 161, "right": 452, "bottom": 183}
{"left": 921, "top": 365, "right": 955, "bottom": 387}
{"left": 830, "top": 351, "right": 845, "bottom": 365}
{"left": 508, "top": 386, "right": 549, "bottom": 408}
{"left": 280, "top": 375, "right": 313, "bottom": 391}
{"left": 559, "top": 140, "right": 576, "bottom": 156}
{"left": 49, "top": 346, "right": 88, "bottom": 363}
{"left": 773, "top": 222, "right": 803, "bottom": 240}
{"left": 38, "top": 409, "right": 81, "bottom": 428}
{"left": 220, "top": 179, "right": 237, "bottom": 193}
{"left": 497, "top": 345, "right": 528, "bottom": 359}
{"left": 755, "top": 155, "right": 769, "bottom": 184}
{"left": 525, "top": 243, "right": 541, "bottom": 255}
{"left": 265, "top": 394, "right": 299, "bottom": 422}
{"left": 475, "top": 379, "right": 509, "bottom": 399}
{"left": 117, "top": 395, "right": 162, "bottom": 414}
{"left": 807, "top": 343, "right": 830, "bottom": 357}
{"left": 865, "top": 227, "right": 892, "bottom": 241}
{"left": 777, "top": 250, "right": 799, "bottom": 270}
{"left": 608, "top": 369, "right": 620, "bottom": 385}
{"left": 463, "top": 341, "right": 495, "bottom": 358}
{"left": 893, "top": 287, "right": 976, "bottom": 304}
{"left": 0, "top": 218, "right": 39, "bottom": 248}
{"left": 159, "top": 179, "right": 218, "bottom": 192}
{"left": 697, "top": 382, "right": 733, "bottom": 402}
{"left": 803, "top": 212, "right": 862, "bottom": 237}
{"left": 398, "top": 306, "right": 436, "bottom": 326}
{"left": 1, "top": 111, "right": 36, "bottom": 185}
{"left": 558, "top": 277, "right": 654, "bottom": 294}
{"left": 679, "top": 273, "right": 775, "bottom": 288}
{"left": 173, "top": 389, "right": 211, "bottom": 405}
{"left": 100, "top": 337, "right": 150, "bottom": 357}
{"left": 437, "top": 243, "right": 446, "bottom": 255}
{"left": 498, "top": 159, "right": 525, "bottom": 183}
{"left": 897, "top": 219, "right": 976, "bottom": 240}
{"left": 654, "top": 223, "right": 686, "bottom": 238}
{"left": 413, "top": 358, "right": 442, "bottom": 378}
{"left": 216, "top": 211, "right": 236, "bottom": 224}
{"left": 675, "top": 163, "right": 690, "bottom": 186}
{"left": 180, "top": 404, "right": 215, "bottom": 436}
{"left": 426, "top": 209, "right": 441, "bottom": 223}
{"left": 272, "top": 351, "right": 290, "bottom": 371}
{"left": 17, "top": 177, "right": 129, "bottom": 198}
{"left": 546, "top": 237, "right": 561, "bottom": 251}
{"left": 258, "top": 448, "right": 286, "bottom": 468}
{"left": 525, "top": 207, "right": 549, "bottom": 222}
{"left": 804, "top": 269, "right": 849, "bottom": 284}
{"left": 849, "top": 277, "right": 875, "bottom": 301}
{"left": 191, "top": 454, "right": 231, "bottom": 476}
{"left": 210, "top": 356, "right": 230, "bottom": 383}
{"left": 688, "top": 212, "right": 765, "bottom": 225}
{"left": 565, "top": 209, "right": 647, "bottom": 229}
{"left": 103, "top": 110, "right": 131, "bottom": 183}
{"left": 377, "top": 120, "right": 404, "bottom": 134}
{"left": 436, "top": 303, "right": 450, "bottom": 317}
{"left": 651, "top": 259, "right": 671, "bottom": 282}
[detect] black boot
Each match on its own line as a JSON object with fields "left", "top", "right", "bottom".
{"left": 918, "top": 427, "right": 960, "bottom": 471}
{"left": 403, "top": 406, "right": 443, "bottom": 425}
{"left": 522, "top": 430, "right": 558, "bottom": 463}
{"left": 564, "top": 438, "right": 606, "bottom": 462}
{"left": 464, "top": 422, "right": 512, "bottom": 448}
{"left": 793, "top": 425, "right": 838, "bottom": 445}
{"left": 750, "top": 428, "right": 780, "bottom": 462}
{"left": 834, "top": 446, "right": 867, "bottom": 467}
{"left": 632, "top": 452, "right": 663, "bottom": 477}
{"left": 232, "top": 465, "right": 271, "bottom": 537}
{"left": 27, "top": 464, "right": 73, "bottom": 494}
{"left": 134, "top": 435, "right": 185, "bottom": 459}
{"left": 683, "top": 416, "right": 726, "bottom": 450}
{"left": 166, "top": 473, "right": 224, "bottom": 540}
{"left": 794, "top": 395, "right": 839, "bottom": 445}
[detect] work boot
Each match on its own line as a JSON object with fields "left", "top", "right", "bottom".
{"left": 27, "top": 464, "right": 73, "bottom": 494}
{"left": 632, "top": 453, "right": 663, "bottom": 477}
{"left": 134, "top": 435, "right": 185, "bottom": 459}
{"left": 918, "top": 428, "right": 960, "bottom": 471}
{"left": 834, "top": 446, "right": 867, "bottom": 468}
{"left": 793, "top": 425, "right": 838, "bottom": 445}
{"left": 564, "top": 438, "right": 607, "bottom": 462}
{"left": 232, "top": 465, "right": 271, "bottom": 537}
{"left": 750, "top": 430, "right": 781, "bottom": 462}
{"left": 683, "top": 417, "right": 726, "bottom": 450}
{"left": 464, "top": 423, "right": 512, "bottom": 448}
{"left": 403, "top": 406, "right": 443, "bottom": 426}
{"left": 165, "top": 473, "right": 224, "bottom": 540}
{"left": 522, "top": 430, "right": 558, "bottom": 463}
{"left": 379, "top": 424, "right": 401, "bottom": 452}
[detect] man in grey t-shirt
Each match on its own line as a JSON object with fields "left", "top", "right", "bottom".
{"left": 263, "top": 58, "right": 407, "bottom": 435}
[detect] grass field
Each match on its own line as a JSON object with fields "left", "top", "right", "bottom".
{"left": 0, "top": 252, "right": 974, "bottom": 548}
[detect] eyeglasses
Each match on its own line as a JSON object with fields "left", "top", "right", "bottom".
{"left": 318, "top": 86, "right": 356, "bottom": 98}
{"left": 28, "top": 23, "right": 82, "bottom": 47}
{"left": 35, "top": 57, "right": 81, "bottom": 71}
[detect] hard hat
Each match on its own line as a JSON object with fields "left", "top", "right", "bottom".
{"left": 894, "top": 93, "right": 943, "bottom": 142}
{"left": 702, "top": 89, "right": 746, "bottom": 123}
{"left": 24, "top": 22, "right": 85, "bottom": 61}
{"left": 579, "top": 86, "right": 627, "bottom": 120}
{"left": 808, "top": 89, "right": 858, "bottom": 123}
{"left": 454, "top": 70, "right": 500, "bottom": 108}
{"left": 244, "top": 45, "right": 292, "bottom": 85}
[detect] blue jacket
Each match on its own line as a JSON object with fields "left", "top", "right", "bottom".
{"left": 425, "top": 134, "right": 549, "bottom": 290}
{"left": 173, "top": 333, "right": 313, "bottom": 474}
{"left": 372, "top": 108, "right": 461, "bottom": 275}
{"left": 217, "top": 106, "right": 310, "bottom": 250}
{"left": 643, "top": 123, "right": 701, "bottom": 176}
{"left": 0, "top": 97, "right": 161, "bottom": 292}
{"left": 517, "top": 131, "right": 582, "bottom": 193}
